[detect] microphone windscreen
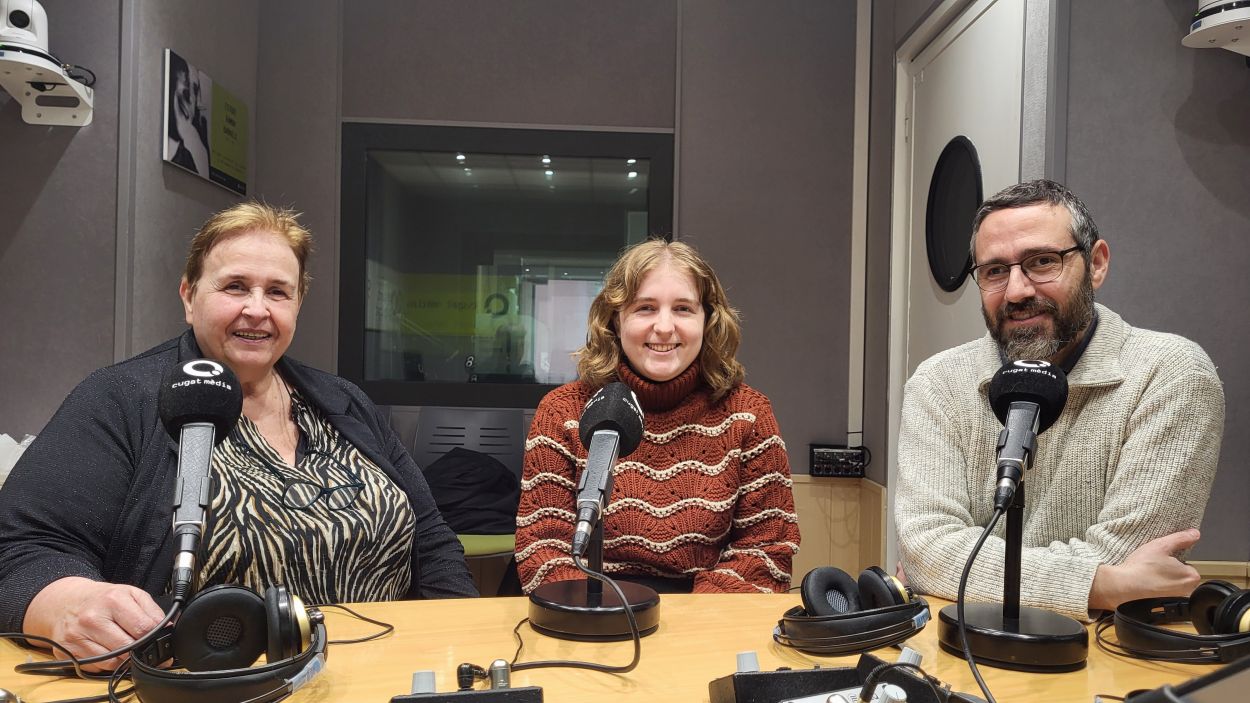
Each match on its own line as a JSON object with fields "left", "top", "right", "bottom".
{"left": 158, "top": 359, "right": 243, "bottom": 443}
{"left": 988, "top": 360, "right": 1069, "bottom": 434}
{"left": 578, "top": 382, "right": 645, "bottom": 456}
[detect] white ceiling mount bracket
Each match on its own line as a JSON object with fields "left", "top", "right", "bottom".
{"left": 0, "top": 0, "right": 93, "bottom": 126}
{"left": 0, "top": 47, "right": 94, "bottom": 126}
{"left": 1182, "top": 1, "right": 1250, "bottom": 59}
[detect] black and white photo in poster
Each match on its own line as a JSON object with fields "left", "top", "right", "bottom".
{"left": 162, "top": 49, "right": 212, "bottom": 179}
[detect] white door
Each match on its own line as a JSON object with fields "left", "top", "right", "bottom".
{"left": 885, "top": 0, "right": 1028, "bottom": 568}
{"left": 905, "top": 0, "right": 1025, "bottom": 373}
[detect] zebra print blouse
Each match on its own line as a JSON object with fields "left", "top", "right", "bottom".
{"left": 199, "top": 388, "right": 416, "bottom": 603}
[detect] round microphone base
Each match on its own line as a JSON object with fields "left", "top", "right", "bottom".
{"left": 527, "top": 579, "right": 661, "bottom": 641}
{"left": 938, "top": 603, "right": 1088, "bottom": 672}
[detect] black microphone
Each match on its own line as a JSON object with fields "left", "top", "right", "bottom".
{"left": 158, "top": 358, "right": 242, "bottom": 602}
{"left": 988, "top": 360, "right": 1068, "bottom": 511}
{"left": 570, "top": 382, "right": 644, "bottom": 558}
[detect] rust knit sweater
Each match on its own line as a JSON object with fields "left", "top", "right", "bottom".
{"left": 515, "top": 363, "right": 801, "bottom": 593}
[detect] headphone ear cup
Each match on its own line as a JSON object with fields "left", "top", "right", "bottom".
{"left": 857, "top": 566, "right": 909, "bottom": 610}
{"left": 1190, "top": 580, "right": 1239, "bottom": 635}
{"left": 1213, "top": 589, "right": 1250, "bottom": 635}
{"left": 801, "top": 567, "right": 862, "bottom": 617}
{"left": 264, "top": 585, "right": 302, "bottom": 662}
{"left": 173, "top": 585, "right": 268, "bottom": 672}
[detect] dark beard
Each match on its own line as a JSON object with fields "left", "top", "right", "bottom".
{"left": 984, "top": 271, "right": 1095, "bottom": 362}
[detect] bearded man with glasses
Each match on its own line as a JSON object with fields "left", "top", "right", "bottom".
{"left": 894, "top": 179, "right": 1224, "bottom": 621}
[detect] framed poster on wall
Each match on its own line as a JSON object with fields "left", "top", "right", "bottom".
{"left": 161, "top": 49, "right": 249, "bottom": 195}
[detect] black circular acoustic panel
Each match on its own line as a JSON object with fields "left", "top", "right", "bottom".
{"left": 925, "top": 135, "right": 983, "bottom": 292}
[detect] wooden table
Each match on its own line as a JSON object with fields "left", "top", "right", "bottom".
{"left": 1, "top": 593, "right": 1212, "bottom": 702}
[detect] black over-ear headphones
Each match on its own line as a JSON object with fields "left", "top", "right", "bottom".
{"left": 1106, "top": 580, "right": 1250, "bottom": 664}
{"left": 774, "top": 566, "right": 930, "bottom": 656}
{"left": 130, "top": 584, "right": 327, "bottom": 703}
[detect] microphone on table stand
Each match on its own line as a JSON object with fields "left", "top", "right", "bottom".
{"left": 937, "top": 360, "right": 1088, "bottom": 690}
{"left": 527, "top": 383, "right": 661, "bottom": 642}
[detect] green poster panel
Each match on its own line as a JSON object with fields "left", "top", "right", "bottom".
{"left": 209, "top": 83, "right": 248, "bottom": 195}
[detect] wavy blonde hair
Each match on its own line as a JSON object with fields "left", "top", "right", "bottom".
{"left": 183, "top": 201, "right": 314, "bottom": 298}
{"left": 576, "top": 238, "right": 745, "bottom": 401}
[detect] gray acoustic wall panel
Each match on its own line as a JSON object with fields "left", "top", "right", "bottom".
{"left": 0, "top": 0, "right": 121, "bottom": 435}
{"left": 254, "top": 0, "right": 342, "bottom": 372}
{"left": 678, "top": 1, "right": 857, "bottom": 474}
{"left": 123, "top": 0, "right": 261, "bottom": 357}
{"left": 894, "top": 0, "right": 945, "bottom": 45}
{"left": 1064, "top": 1, "right": 1250, "bottom": 560}
{"left": 341, "top": 0, "right": 677, "bottom": 128}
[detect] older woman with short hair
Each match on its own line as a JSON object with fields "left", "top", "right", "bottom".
{"left": 515, "top": 238, "right": 800, "bottom": 595}
{"left": 0, "top": 202, "right": 475, "bottom": 670}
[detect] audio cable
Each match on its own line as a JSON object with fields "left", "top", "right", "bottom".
{"left": 309, "top": 603, "right": 394, "bottom": 645}
{"left": 955, "top": 506, "right": 1005, "bottom": 703}
{"left": 855, "top": 660, "right": 948, "bottom": 703}
{"left": 508, "top": 553, "right": 642, "bottom": 674}
{"left": 3, "top": 601, "right": 180, "bottom": 680}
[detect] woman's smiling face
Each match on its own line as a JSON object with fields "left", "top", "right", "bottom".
{"left": 179, "top": 228, "right": 302, "bottom": 384}
{"left": 617, "top": 259, "right": 705, "bottom": 382}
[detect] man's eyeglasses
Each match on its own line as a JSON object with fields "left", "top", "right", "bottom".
{"left": 237, "top": 440, "right": 366, "bottom": 511}
{"left": 968, "top": 245, "right": 1084, "bottom": 292}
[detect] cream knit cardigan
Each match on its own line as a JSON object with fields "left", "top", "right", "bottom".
{"left": 895, "top": 304, "right": 1224, "bottom": 621}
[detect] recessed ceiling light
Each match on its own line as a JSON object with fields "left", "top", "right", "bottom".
{"left": 627, "top": 171, "right": 637, "bottom": 179}
{"left": 626, "top": 158, "right": 636, "bottom": 164}
{"left": 541, "top": 155, "right": 551, "bottom": 165}
{"left": 456, "top": 153, "right": 466, "bottom": 161}
{"left": 545, "top": 170, "right": 554, "bottom": 176}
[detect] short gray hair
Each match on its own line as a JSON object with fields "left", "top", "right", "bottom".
{"left": 970, "top": 179, "right": 1099, "bottom": 262}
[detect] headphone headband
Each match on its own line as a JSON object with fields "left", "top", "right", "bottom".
{"left": 775, "top": 597, "right": 930, "bottom": 656}
{"left": 131, "top": 614, "right": 327, "bottom": 703}
{"left": 1112, "top": 596, "right": 1250, "bottom": 664}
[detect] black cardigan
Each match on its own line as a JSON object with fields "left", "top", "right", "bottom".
{"left": 0, "top": 331, "right": 476, "bottom": 632}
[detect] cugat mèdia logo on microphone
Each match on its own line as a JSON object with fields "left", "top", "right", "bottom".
{"left": 184, "top": 360, "right": 224, "bottom": 378}
{"left": 170, "top": 359, "right": 235, "bottom": 391}
{"left": 618, "top": 389, "right": 643, "bottom": 426}
{"left": 1001, "top": 359, "right": 1060, "bottom": 381}
{"left": 1011, "top": 360, "right": 1052, "bottom": 369}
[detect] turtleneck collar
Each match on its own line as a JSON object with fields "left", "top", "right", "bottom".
{"left": 616, "top": 360, "right": 703, "bottom": 413}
